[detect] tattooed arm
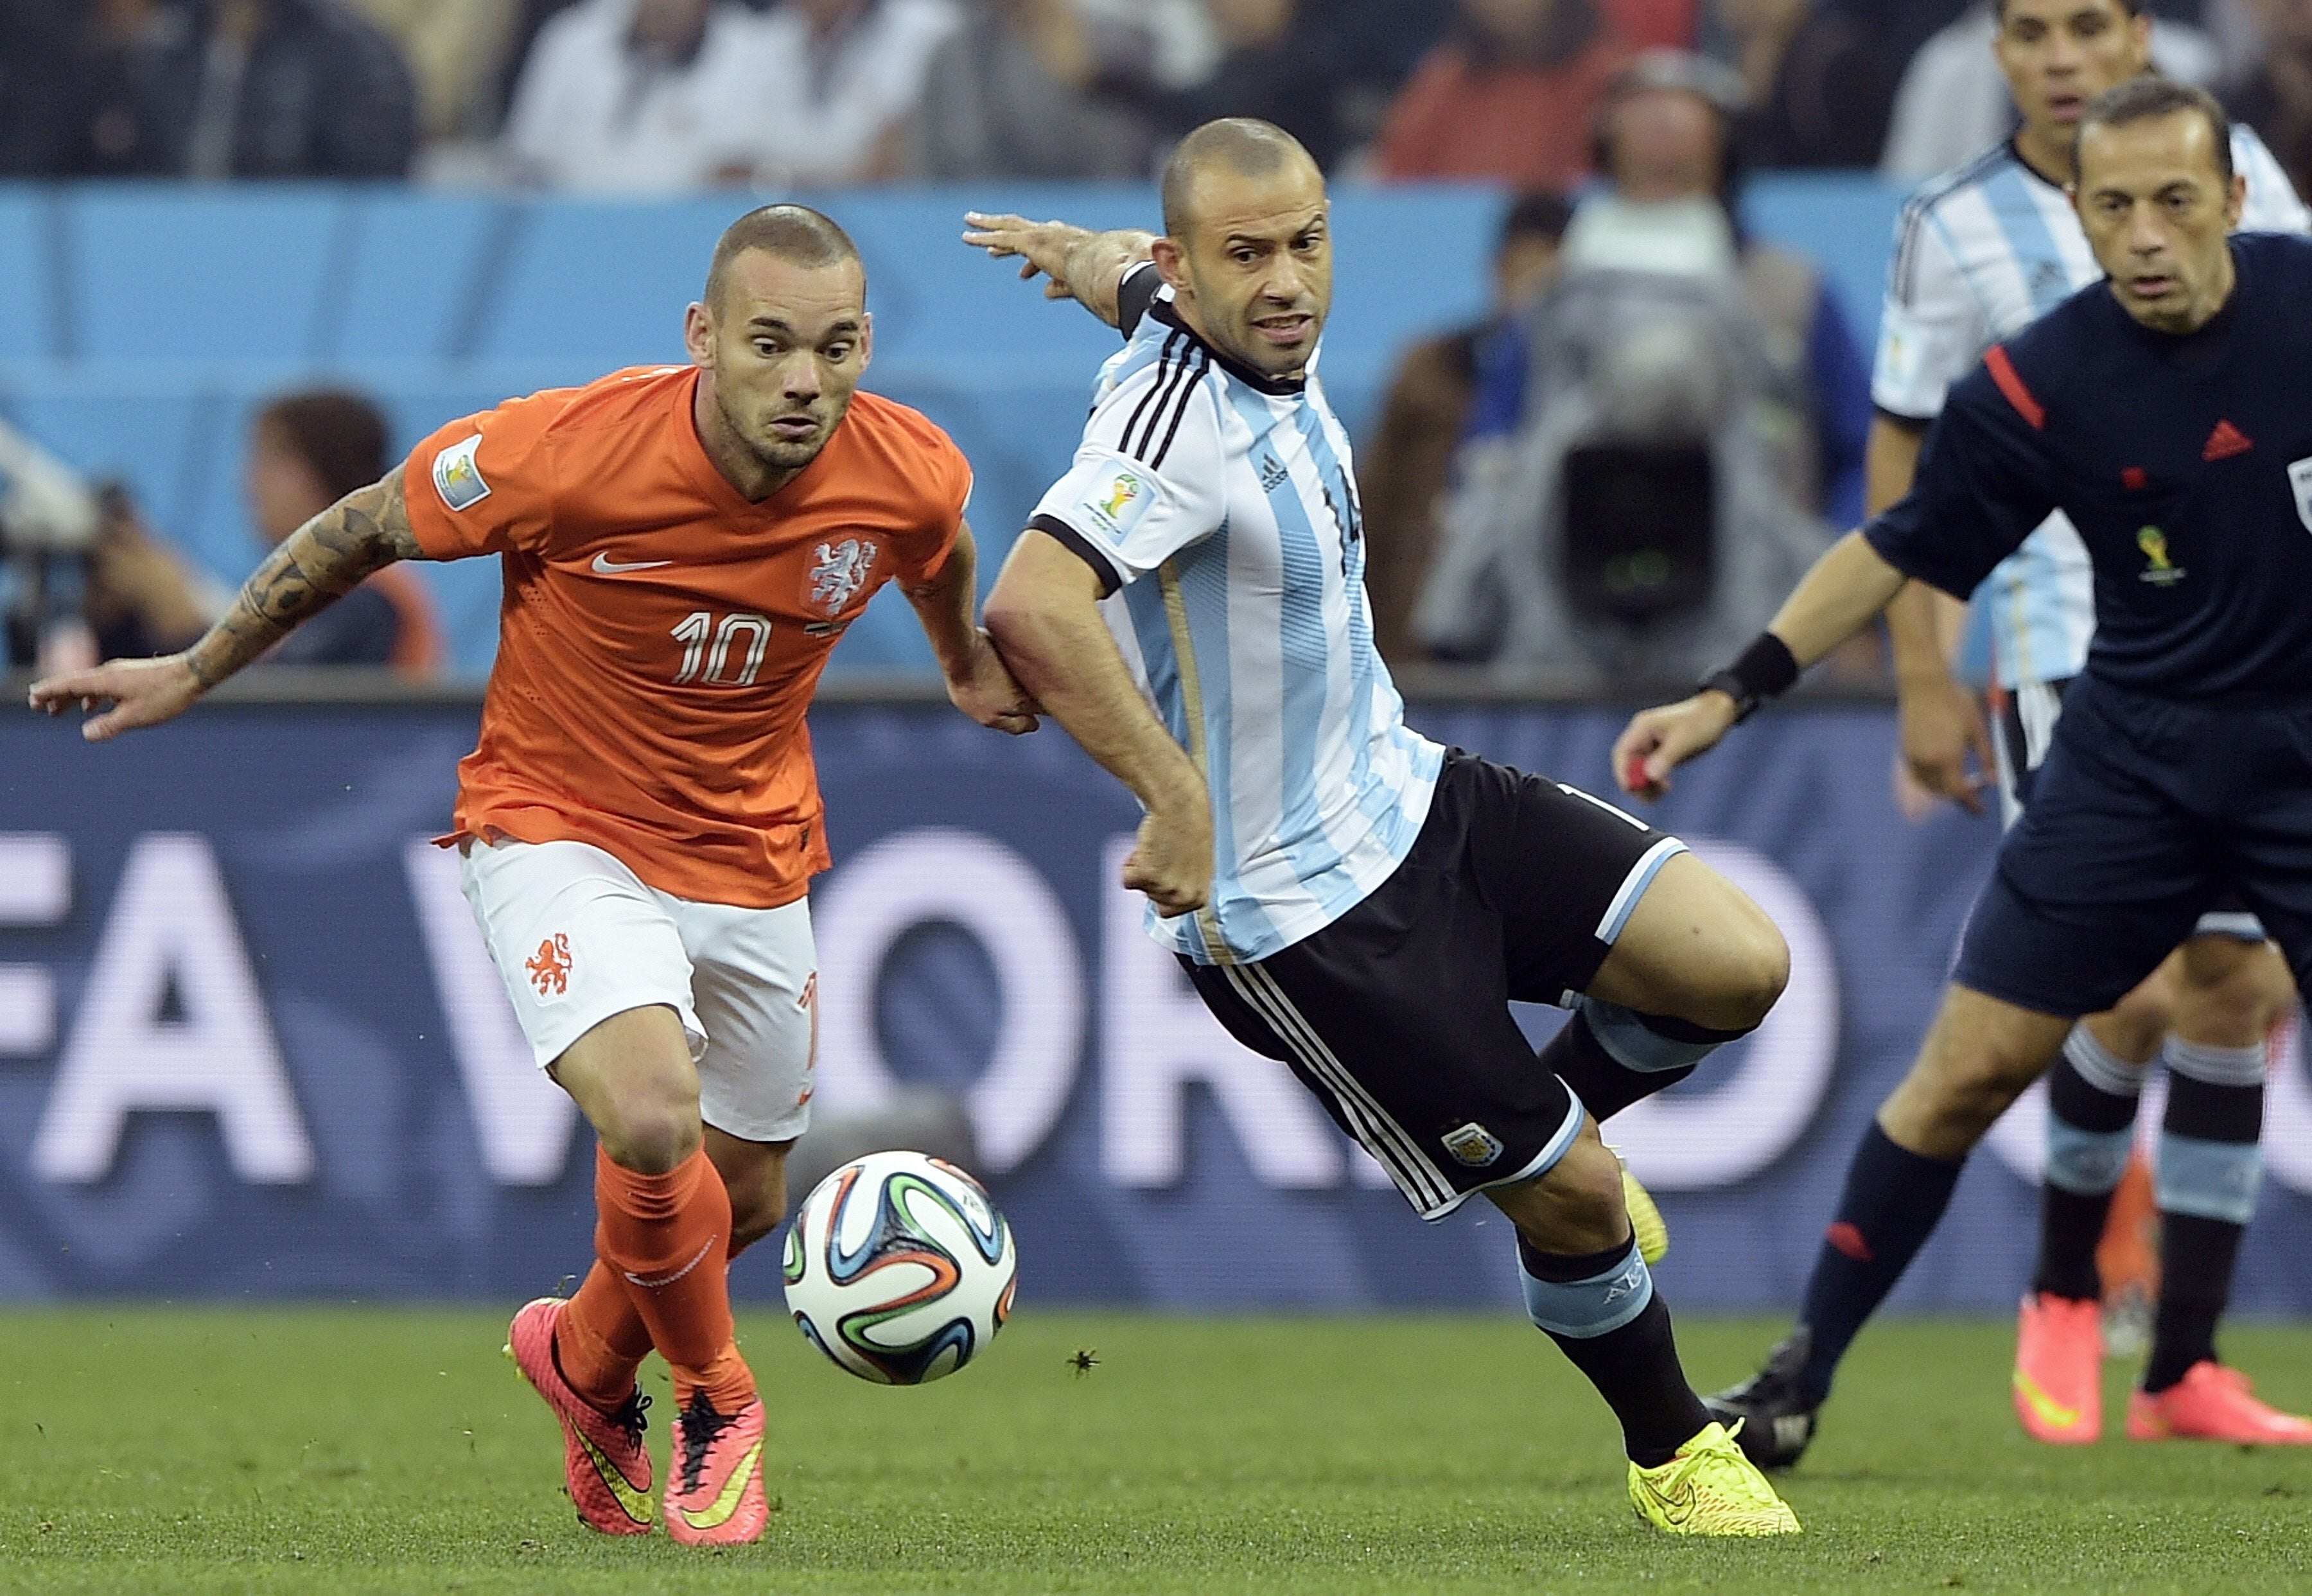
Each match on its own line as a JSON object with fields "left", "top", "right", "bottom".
{"left": 28, "top": 466, "right": 427, "bottom": 741}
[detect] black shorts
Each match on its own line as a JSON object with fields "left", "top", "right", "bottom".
{"left": 1959, "top": 675, "right": 2312, "bottom": 1017}
{"left": 1993, "top": 676, "right": 2264, "bottom": 943}
{"left": 1184, "top": 751, "right": 1686, "bottom": 1220}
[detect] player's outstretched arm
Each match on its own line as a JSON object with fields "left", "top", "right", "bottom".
{"left": 27, "top": 466, "right": 424, "bottom": 742}
{"left": 983, "top": 532, "right": 1212, "bottom": 917}
{"left": 961, "top": 213, "right": 1155, "bottom": 328}
{"left": 1611, "top": 530, "right": 1909, "bottom": 799}
{"left": 900, "top": 523, "right": 1039, "bottom": 736}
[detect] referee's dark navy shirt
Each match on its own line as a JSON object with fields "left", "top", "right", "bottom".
{"left": 1866, "top": 232, "right": 2312, "bottom": 699}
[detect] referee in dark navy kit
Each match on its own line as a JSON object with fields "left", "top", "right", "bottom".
{"left": 1612, "top": 75, "right": 2312, "bottom": 1464}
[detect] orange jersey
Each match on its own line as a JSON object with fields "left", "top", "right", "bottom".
{"left": 404, "top": 365, "right": 968, "bottom": 908}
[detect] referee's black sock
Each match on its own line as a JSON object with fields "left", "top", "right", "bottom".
{"left": 2034, "top": 1026, "right": 2145, "bottom": 1302}
{"left": 1541, "top": 1001, "right": 1754, "bottom": 1123}
{"left": 1794, "top": 1123, "right": 1965, "bottom": 1403}
{"left": 2143, "top": 1045, "right": 2264, "bottom": 1394}
{"left": 1518, "top": 1233, "right": 1711, "bottom": 1467}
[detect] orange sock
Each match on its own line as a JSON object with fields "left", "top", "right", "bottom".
{"left": 592, "top": 1144, "right": 757, "bottom": 1412}
{"left": 565, "top": 1184, "right": 762, "bottom": 1411}
{"left": 556, "top": 1261, "right": 656, "bottom": 1412}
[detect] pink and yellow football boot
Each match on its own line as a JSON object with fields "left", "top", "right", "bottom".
{"left": 505, "top": 1297, "right": 656, "bottom": 1534}
{"left": 2128, "top": 1362, "right": 2312, "bottom": 1444}
{"left": 2013, "top": 1292, "right": 2103, "bottom": 1443}
{"left": 664, "top": 1387, "right": 769, "bottom": 1545}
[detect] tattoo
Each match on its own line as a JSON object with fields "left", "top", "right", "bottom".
{"left": 185, "top": 468, "right": 421, "bottom": 688}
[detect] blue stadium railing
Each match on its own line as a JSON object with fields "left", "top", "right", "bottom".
{"left": 0, "top": 177, "right": 1905, "bottom": 679}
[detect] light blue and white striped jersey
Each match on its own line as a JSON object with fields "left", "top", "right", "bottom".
{"left": 1030, "top": 264, "right": 1442, "bottom": 965}
{"left": 1871, "top": 128, "right": 2308, "bottom": 687}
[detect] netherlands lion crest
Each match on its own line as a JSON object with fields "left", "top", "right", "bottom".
{"left": 807, "top": 537, "right": 877, "bottom": 617}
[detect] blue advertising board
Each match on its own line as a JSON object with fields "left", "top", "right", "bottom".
{"left": 4, "top": 697, "right": 2310, "bottom": 1316}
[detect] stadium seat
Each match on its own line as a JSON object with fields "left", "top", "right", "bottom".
{"left": 0, "top": 188, "right": 55, "bottom": 359}
{"left": 328, "top": 193, "right": 515, "bottom": 362}
{"left": 62, "top": 186, "right": 348, "bottom": 364}
{"left": 468, "top": 198, "right": 742, "bottom": 364}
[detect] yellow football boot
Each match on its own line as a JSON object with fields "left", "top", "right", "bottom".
{"left": 1618, "top": 1157, "right": 1668, "bottom": 1266}
{"left": 1628, "top": 1421, "right": 1802, "bottom": 1536}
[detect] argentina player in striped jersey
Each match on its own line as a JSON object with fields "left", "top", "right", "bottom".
{"left": 967, "top": 119, "right": 1803, "bottom": 1536}
{"left": 1621, "top": 80, "right": 2312, "bottom": 1471}
{"left": 1691, "top": 0, "right": 2312, "bottom": 1472}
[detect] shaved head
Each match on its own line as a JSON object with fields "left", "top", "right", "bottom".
{"left": 703, "top": 204, "right": 862, "bottom": 312}
{"left": 1160, "top": 118, "right": 1316, "bottom": 237}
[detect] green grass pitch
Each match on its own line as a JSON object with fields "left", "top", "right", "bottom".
{"left": 1, "top": 1308, "right": 2308, "bottom": 1593}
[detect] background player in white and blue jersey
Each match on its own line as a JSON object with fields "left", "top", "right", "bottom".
{"left": 1618, "top": 80, "right": 2312, "bottom": 1470}
{"left": 966, "top": 119, "right": 1802, "bottom": 1536}
{"left": 1830, "top": 0, "right": 2311, "bottom": 1462}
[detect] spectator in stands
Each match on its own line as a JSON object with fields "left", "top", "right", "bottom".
{"left": 905, "top": 0, "right": 1153, "bottom": 177}
{"left": 751, "top": 0, "right": 964, "bottom": 184}
{"left": 1374, "top": 0, "right": 1632, "bottom": 188}
{"left": 1712, "top": 0, "right": 1907, "bottom": 166}
{"left": 1881, "top": 0, "right": 2221, "bottom": 180}
{"left": 144, "top": 0, "right": 419, "bottom": 177}
{"left": 2, "top": 5, "right": 107, "bottom": 175}
{"left": 1411, "top": 51, "right": 1867, "bottom": 686}
{"left": 1358, "top": 193, "right": 1574, "bottom": 663}
{"left": 2227, "top": 0, "right": 2312, "bottom": 200}
{"left": 244, "top": 392, "right": 441, "bottom": 672}
{"left": 59, "top": 393, "right": 437, "bottom": 672}
{"left": 502, "top": 0, "right": 781, "bottom": 190}
{"left": 4, "top": 0, "right": 416, "bottom": 178}
{"left": 343, "top": 0, "right": 524, "bottom": 139}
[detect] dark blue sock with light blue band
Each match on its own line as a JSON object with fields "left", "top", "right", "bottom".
{"left": 2035, "top": 1024, "right": 2144, "bottom": 1301}
{"left": 1519, "top": 1234, "right": 1710, "bottom": 1466}
{"left": 2145, "top": 1037, "right": 2264, "bottom": 1392}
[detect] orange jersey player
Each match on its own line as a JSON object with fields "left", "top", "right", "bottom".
{"left": 29, "top": 204, "right": 1039, "bottom": 1547}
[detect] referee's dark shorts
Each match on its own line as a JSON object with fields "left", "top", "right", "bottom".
{"left": 1184, "top": 750, "right": 1686, "bottom": 1220}
{"left": 1959, "top": 673, "right": 2312, "bottom": 1017}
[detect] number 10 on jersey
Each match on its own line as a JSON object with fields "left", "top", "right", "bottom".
{"left": 671, "top": 611, "right": 772, "bottom": 686}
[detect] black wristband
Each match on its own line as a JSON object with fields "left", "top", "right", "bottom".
{"left": 1699, "top": 632, "right": 1800, "bottom": 723}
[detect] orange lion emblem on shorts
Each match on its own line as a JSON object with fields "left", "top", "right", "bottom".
{"left": 525, "top": 933, "right": 572, "bottom": 997}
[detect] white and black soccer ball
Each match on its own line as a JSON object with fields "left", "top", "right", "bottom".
{"left": 782, "top": 1150, "right": 1017, "bottom": 1385}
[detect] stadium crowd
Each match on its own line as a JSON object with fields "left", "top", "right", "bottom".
{"left": 4, "top": 0, "right": 2309, "bottom": 688}
{"left": 1, "top": 0, "right": 2306, "bottom": 191}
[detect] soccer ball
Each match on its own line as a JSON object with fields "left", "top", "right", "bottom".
{"left": 782, "top": 1150, "right": 1017, "bottom": 1385}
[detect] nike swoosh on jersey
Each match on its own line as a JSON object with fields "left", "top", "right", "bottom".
{"left": 592, "top": 553, "right": 675, "bottom": 574}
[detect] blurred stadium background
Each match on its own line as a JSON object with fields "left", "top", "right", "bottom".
{"left": 3, "top": 0, "right": 2311, "bottom": 1329}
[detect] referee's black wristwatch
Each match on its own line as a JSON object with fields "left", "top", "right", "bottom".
{"left": 1697, "top": 633, "right": 1800, "bottom": 724}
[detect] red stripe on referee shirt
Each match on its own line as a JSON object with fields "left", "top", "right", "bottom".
{"left": 1983, "top": 344, "right": 2045, "bottom": 430}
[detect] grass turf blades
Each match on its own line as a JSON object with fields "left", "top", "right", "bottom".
{"left": 1, "top": 1310, "right": 2307, "bottom": 1593}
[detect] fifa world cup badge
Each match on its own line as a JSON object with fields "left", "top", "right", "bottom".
{"left": 1088, "top": 469, "right": 1148, "bottom": 538}
{"left": 2135, "top": 526, "right": 2185, "bottom": 586}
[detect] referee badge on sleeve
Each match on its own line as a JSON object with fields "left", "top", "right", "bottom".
{"left": 1441, "top": 1122, "right": 1505, "bottom": 1168}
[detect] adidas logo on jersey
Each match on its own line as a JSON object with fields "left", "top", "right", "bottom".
{"left": 2202, "top": 419, "right": 2254, "bottom": 461}
{"left": 1257, "top": 453, "right": 1291, "bottom": 493}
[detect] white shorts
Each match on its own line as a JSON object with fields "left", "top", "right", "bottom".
{"left": 458, "top": 836, "right": 818, "bottom": 1143}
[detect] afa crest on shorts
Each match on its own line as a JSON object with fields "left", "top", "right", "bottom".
{"left": 807, "top": 537, "right": 878, "bottom": 617}
{"left": 1441, "top": 1122, "right": 1504, "bottom": 1168}
{"left": 2290, "top": 456, "right": 2312, "bottom": 534}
